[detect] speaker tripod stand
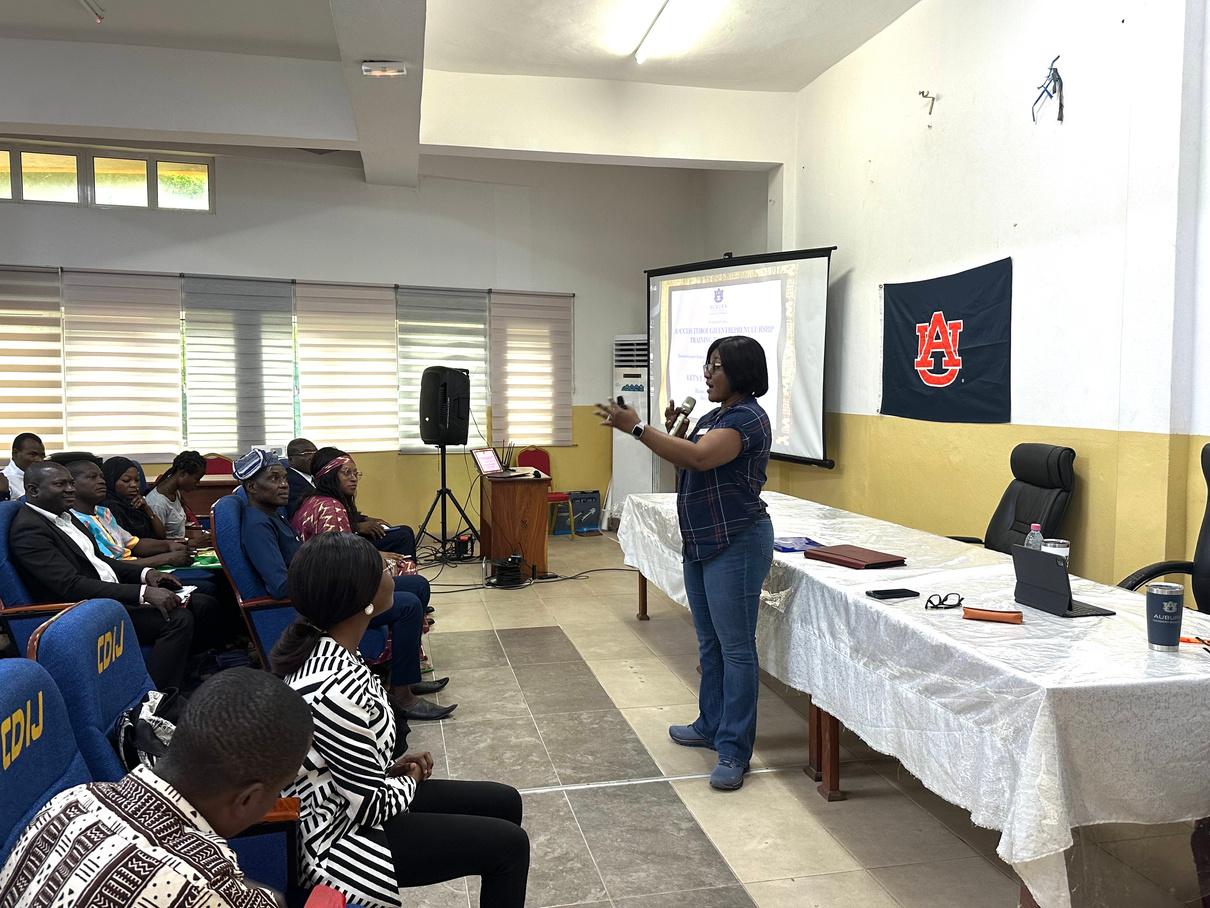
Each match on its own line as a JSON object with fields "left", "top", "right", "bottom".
{"left": 417, "top": 444, "right": 479, "bottom": 558}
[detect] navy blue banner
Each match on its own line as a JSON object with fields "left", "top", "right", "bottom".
{"left": 880, "top": 258, "right": 1012, "bottom": 424}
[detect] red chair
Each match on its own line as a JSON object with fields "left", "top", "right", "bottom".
{"left": 517, "top": 447, "right": 575, "bottom": 539}
{"left": 203, "top": 453, "right": 234, "bottom": 475}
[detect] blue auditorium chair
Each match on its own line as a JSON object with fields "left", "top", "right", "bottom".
{"left": 28, "top": 598, "right": 303, "bottom": 896}
{"left": 28, "top": 598, "right": 155, "bottom": 782}
{"left": 0, "top": 499, "right": 79, "bottom": 656}
{"left": 212, "top": 494, "right": 388, "bottom": 670}
{"left": 0, "top": 658, "right": 91, "bottom": 867}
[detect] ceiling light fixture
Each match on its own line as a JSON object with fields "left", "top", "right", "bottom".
{"left": 633, "top": 0, "right": 672, "bottom": 64}
{"left": 77, "top": 0, "right": 104, "bottom": 23}
{"left": 361, "top": 61, "right": 408, "bottom": 78}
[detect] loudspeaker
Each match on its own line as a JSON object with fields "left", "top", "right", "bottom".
{"left": 419, "top": 366, "right": 470, "bottom": 446}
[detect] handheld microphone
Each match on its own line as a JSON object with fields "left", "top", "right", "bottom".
{"left": 670, "top": 396, "right": 697, "bottom": 437}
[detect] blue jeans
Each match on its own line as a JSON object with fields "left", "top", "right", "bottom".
{"left": 369, "top": 583, "right": 425, "bottom": 687}
{"left": 683, "top": 516, "right": 773, "bottom": 767}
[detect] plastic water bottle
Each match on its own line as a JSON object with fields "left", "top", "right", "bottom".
{"left": 1024, "top": 523, "right": 1044, "bottom": 550}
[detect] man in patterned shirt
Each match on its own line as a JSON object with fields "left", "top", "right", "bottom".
{"left": 0, "top": 668, "right": 313, "bottom": 908}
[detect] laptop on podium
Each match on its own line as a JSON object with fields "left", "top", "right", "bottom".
{"left": 471, "top": 447, "right": 523, "bottom": 479}
{"left": 1011, "top": 545, "right": 1115, "bottom": 618}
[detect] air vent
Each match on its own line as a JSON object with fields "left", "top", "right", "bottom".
{"left": 613, "top": 334, "right": 648, "bottom": 369}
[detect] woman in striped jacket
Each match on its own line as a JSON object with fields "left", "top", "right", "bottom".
{"left": 273, "top": 532, "right": 530, "bottom": 908}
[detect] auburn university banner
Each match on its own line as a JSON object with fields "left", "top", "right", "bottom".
{"left": 881, "top": 257, "right": 1011, "bottom": 423}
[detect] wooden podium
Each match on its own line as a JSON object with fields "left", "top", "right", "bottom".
{"left": 480, "top": 471, "right": 550, "bottom": 579}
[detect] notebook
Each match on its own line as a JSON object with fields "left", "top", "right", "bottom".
{"left": 802, "top": 544, "right": 906, "bottom": 570}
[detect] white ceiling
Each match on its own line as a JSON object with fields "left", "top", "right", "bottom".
{"left": 1, "top": 0, "right": 921, "bottom": 184}
{"left": 1, "top": 0, "right": 920, "bottom": 92}
{"left": 425, "top": 0, "right": 920, "bottom": 92}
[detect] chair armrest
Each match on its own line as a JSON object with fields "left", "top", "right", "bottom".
{"left": 948, "top": 535, "right": 984, "bottom": 545}
{"left": 240, "top": 597, "right": 292, "bottom": 609}
{"left": 1117, "top": 561, "right": 1195, "bottom": 591}
{"left": 304, "top": 885, "right": 347, "bottom": 908}
{"left": 261, "top": 797, "right": 300, "bottom": 824}
{"left": 0, "top": 601, "right": 78, "bottom": 616}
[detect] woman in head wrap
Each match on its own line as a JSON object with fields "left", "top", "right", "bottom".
{"left": 235, "top": 449, "right": 452, "bottom": 721}
{"left": 292, "top": 447, "right": 416, "bottom": 558}
{"left": 102, "top": 456, "right": 168, "bottom": 539}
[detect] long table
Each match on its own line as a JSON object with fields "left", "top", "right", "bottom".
{"left": 618, "top": 491, "right": 1210, "bottom": 908}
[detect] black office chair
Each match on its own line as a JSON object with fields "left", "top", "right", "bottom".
{"left": 1117, "top": 442, "right": 1210, "bottom": 613}
{"left": 952, "top": 443, "right": 1076, "bottom": 554}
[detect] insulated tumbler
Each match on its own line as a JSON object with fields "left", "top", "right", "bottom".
{"left": 1146, "top": 582, "right": 1184, "bottom": 652}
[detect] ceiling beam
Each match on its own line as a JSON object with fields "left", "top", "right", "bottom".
{"left": 328, "top": 0, "right": 426, "bottom": 187}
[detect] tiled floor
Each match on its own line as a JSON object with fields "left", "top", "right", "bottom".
{"left": 404, "top": 533, "right": 1203, "bottom": 908}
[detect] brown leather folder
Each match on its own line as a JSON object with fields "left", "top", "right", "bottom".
{"left": 802, "top": 544, "right": 906, "bottom": 569}
{"left": 962, "top": 606, "right": 1023, "bottom": 625}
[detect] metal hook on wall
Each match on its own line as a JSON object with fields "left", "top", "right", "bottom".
{"left": 1032, "top": 55, "right": 1063, "bottom": 123}
{"left": 919, "top": 90, "right": 936, "bottom": 115}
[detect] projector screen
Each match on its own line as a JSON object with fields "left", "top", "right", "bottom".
{"left": 648, "top": 247, "right": 833, "bottom": 466}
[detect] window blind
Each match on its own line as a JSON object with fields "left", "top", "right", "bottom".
{"left": 295, "top": 281, "right": 398, "bottom": 452}
{"left": 182, "top": 276, "right": 295, "bottom": 455}
{"left": 0, "top": 267, "right": 65, "bottom": 450}
{"left": 488, "top": 290, "right": 574, "bottom": 446}
{"left": 397, "top": 287, "right": 489, "bottom": 452}
{"left": 61, "top": 270, "right": 183, "bottom": 457}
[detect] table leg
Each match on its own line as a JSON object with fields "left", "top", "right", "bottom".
{"left": 637, "top": 572, "right": 650, "bottom": 621}
{"left": 816, "top": 709, "right": 845, "bottom": 802}
{"left": 1018, "top": 882, "right": 1041, "bottom": 908}
{"left": 804, "top": 697, "right": 823, "bottom": 782}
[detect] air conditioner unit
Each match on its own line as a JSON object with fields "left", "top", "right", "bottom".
{"left": 606, "top": 334, "right": 653, "bottom": 525}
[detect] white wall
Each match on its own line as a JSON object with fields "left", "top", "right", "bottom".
{"left": 0, "top": 152, "right": 713, "bottom": 404}
{"left": 701, "top": 170, "right": 771, "bottom": 259}
{"left": 0, "top": 38, "right": 355, "bottom": 147}
{"left": 794, "top": 0, "right": 1199, "bottom": 434}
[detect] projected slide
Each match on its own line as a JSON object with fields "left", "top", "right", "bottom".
{"left": 648, "top": 249, "right": 832, "bottom": 464}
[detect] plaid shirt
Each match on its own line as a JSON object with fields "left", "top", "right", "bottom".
{"left": 677, "top": 397, "right": 771, "bottom": 562}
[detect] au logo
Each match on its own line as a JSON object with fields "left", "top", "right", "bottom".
{"left": 1163, "top": 601, "right": 1179, "bottom": 614}
{"left": 713, "top": 289, "right": 724, "bottom": 303}
{"left": 2, "top": 692, "right": 44, "bottom": 770}
{"left": 914, "top": 311, "right": 964, "bottom": 387}
{"left": 97, "top": 623, "right": 125, "bottom": 674}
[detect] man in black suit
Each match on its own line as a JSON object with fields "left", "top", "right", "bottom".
{"left": 283, "top": 437, "right": 317, "bottom": 518}
{"left": 9, "top": 461, "right": 220, "bottom": 690}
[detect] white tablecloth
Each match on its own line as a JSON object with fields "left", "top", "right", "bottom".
{"left": 619, "top": 491, "right": 1210, "bottom": 908}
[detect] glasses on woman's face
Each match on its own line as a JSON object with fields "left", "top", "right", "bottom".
{"left": 925, "top": 593, "right": 964, "bottom": 610}
{"left": 703, "top": 361, "right": 725, "bottom": 376}
{"left": 338, "top": 469, "right": 363, "bottom": 480}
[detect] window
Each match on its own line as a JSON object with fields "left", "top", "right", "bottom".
{"left": 295, "top": 282, "right": 399, "bottom": 452}
{"left": 397, "top": 287, "right": 489, "bottom": 451}
{"left": 61, "top": 270, "right": 184, "bottom": 457}
{"left": 0, "top": 268, "right": 65, "bottom": 449}
{"left": 489, "top": 290, "right": 574, "bottom": 446}
{"left": 93, "top": 157, "right": 148, "bottom": 207}
{"left": 182, "top": 277, "right": 296, "bottom": 453}
{"left": 21, "top": 152, "right": 78, "bottom": 203}
{"left": 157, "top": 161, "right": 210, "bottom": 210}
{"left": 0, "top": 141, "right": 213, "bottom": 212}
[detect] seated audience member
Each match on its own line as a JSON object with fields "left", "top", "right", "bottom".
{"left": 292, "top": 447, "right": 416, "bottom": 558}
{"left": 146, "top": 450, "right": 212, "bottom": 546}
{"left": 274, "top": 533, "right": 529, "bottom": 908}
{"left": 284, "top": 437, "right": 318, "bottom": 517}
{"left": 0, "top": 668, "right": 313, "bottom": 908}
{"left": 1, "top": 432, "right": 45, "bottom": 500}
{"left": 102, "top": 455, "right": 167, "bottom": 539}
{"left": 9, "top": 461, "right": 226, "bottom": 691}
{"left": 67, "top": 457, "right": 193, "bottom": 569}
{"left": 236, "top": 449, "right": 450, "bottom": 718}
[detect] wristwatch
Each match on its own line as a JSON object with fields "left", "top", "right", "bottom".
{"left": 631, "top": 420, "right": 646, "bottom": 439}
